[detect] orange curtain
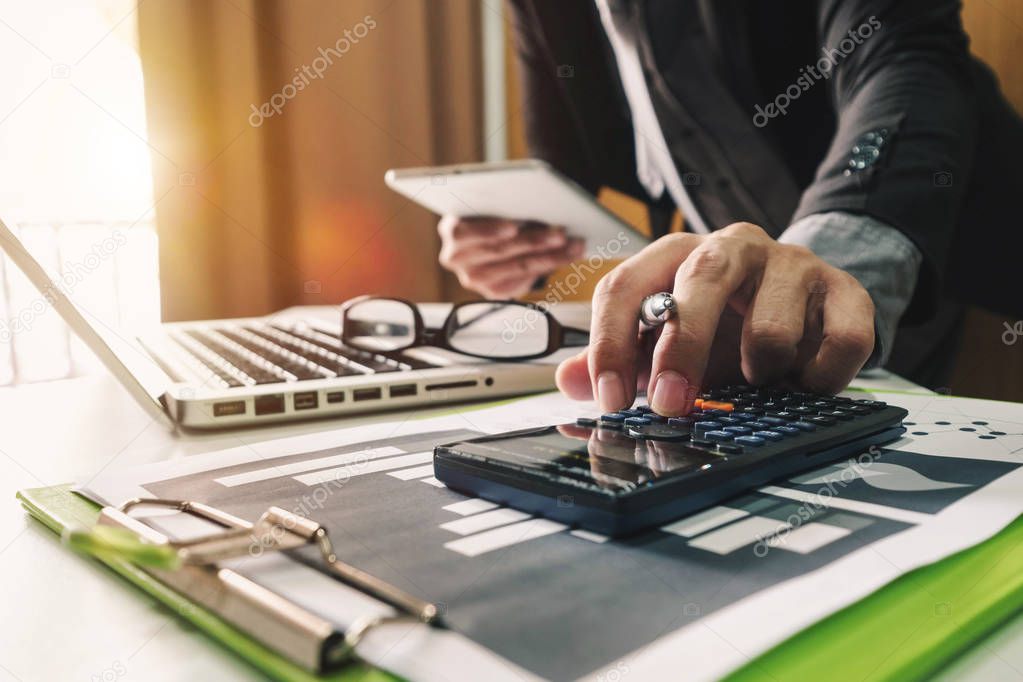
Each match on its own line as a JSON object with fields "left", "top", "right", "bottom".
{"left": 137, "top": 0, "right": 482, "bottom": 321}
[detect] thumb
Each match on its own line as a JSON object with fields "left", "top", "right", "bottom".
{"left": 556, "top": 350, "right": 593, "bottom": 400}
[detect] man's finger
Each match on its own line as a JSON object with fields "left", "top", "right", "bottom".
{"left": 588, "top": 233, "right": 703, "bottom": 413}
{"left": 437, "top": 215, "right": 521, "bottom": 246}
{"left": 444, "top": 231, "right": 573, "bottom": 269}
{"left": 556, "top": 350, "right": 594, "bottom": 400}
{"left": 556, "top": 331, "right": 656, "bottom": 402}
{"left": 739, "top": 252, "right": 811, "bottom": 385}
{"left": 465, "top": 242, "right": 584, "bottom": 295}
{"left": 798, "top": 270, "right": 875, "bottom": 394}
{"left": 649, "top": 227, "right": 767, "bottom": 415}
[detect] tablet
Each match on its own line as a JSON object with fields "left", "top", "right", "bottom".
{"left": 384, "top": 159, "right": 648, "bottom": 258}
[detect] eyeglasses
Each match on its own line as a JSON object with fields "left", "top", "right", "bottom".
{"left": 340, "top": 296, "right": 590, "bottom": 361}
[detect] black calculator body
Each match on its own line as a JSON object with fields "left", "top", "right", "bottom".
{"left": 434, "top": 388, "right": 908, "bottom": 537}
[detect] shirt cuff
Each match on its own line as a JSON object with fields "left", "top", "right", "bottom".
{"left": 779, "top": 211, "right": 923, "bottom": 369}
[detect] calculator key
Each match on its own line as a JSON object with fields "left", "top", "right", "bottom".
{"left": 717, "top": 443, "right": 744, "bottom": 454}
{"left": 646, "top": 414, "right": 668, "bottom": 423}
{"left": 759, "top": 416, "right": 788, "bottom": 426}
{"left": 636, "top": 405, "right": 654, "bottom": 413}
{"left": 847, "top": 405, "right": 872, "bottom": 415}
{"left": 695, "top": 421, "right": 722, "bottom": 434}
{"left": 729, "top": 413, "right": 755, "bottom": 422}
{"left": 734, "top": 435, "right": 766, "bottom": 447}
{"left": 701, "top": 401, "right": 734, "bottom": 412}
{"left": 704, "top": 430, "right": 735, "bottom": 442}
{"left": 723, "top": 425, "right": 752, "bottom": 435}
{"left": 765, "top": 411, "right": 799, "bottom": 421}
{"left": 718, "top": 416, "right": 745, "bottom": 426}
{"left": 619, "top": 408, "right": 645, "bottom": 417}
{"left": 703, "top": 408, "right": 729, "bottom": 417}
{"left": 772, "top": 425, "right": 800, "bottom": 436}
{"left": 820, "top": 410, "right": 854, "bottom": 421}
{"left": 753, "top": 430, "right": 784, "bottom": 441}
{"left": 745, "top": 421, "right": 773, "bottom": 430}
{"left": 690, "top": 437, "right": 715, "bottom": 448}
{"left": 792, "top": 421, "right": 817, "bottom": 432}
{"left": 627, "top": 424, "right": 691, "bottom": 441}
{"left": 624, "top": 416, "right": 653, "bottom": 426}
{"left": 576, "top": 417, "right": 597, "bottom": 427}
{"left": 600, "top": 422, "right": 623, "bottom": 430}
{"left": 809, "top": 416, "right": 836, "bottom": 426}
{"left": 854, "top": 399, "right": 887, "bottom": 409}
{"left": 741, "top": 407, "right": 765, "bottom": 415}
{"left": 791, "top": 406, "right": 816, "bottom": 415}
{"left": 667, "top": 417, "right": 693, "bottom": 429}
{"left": 601, "top": 413, "right": 626, "bottom": 423}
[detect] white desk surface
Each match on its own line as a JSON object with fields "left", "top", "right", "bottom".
{"left": 1, "top": 371, "right": 1020, "bottom": 681}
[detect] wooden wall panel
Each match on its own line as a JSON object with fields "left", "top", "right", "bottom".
{"left": 951, "top": 0, "right": 1023, "bottom": 401}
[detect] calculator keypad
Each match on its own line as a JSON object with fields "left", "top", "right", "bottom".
{"left": 591, "top": 386, "right": 886, "bottom": 456}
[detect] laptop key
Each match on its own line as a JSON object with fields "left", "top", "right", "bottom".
{"left": 172, "top": 333, "right": 245, "bottom": 387}
{"left": 269, "top": 326, "right": 395, "bottom": 373}
{"left": 218, "top": 329, "right": 326, "bottom": 380}
{"left": 183, "top": 330, "right": 283, "bottom": 384}
{"left": 245, "top": 326, "right": 341, "bottom": 376}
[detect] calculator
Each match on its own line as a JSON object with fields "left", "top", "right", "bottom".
{"left": 434, "top": 386, "right": 908, "bottom": 536}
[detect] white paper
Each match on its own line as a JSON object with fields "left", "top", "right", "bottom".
{"left": 80, "top": 389, "right": 1023, "bottom": 681}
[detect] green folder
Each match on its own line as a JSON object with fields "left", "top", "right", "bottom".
{"left": 17, "top": 484, "right": 1023, "bottom": 682}
{"left": 17, "top": 484, "right": 397, "bottom": 682}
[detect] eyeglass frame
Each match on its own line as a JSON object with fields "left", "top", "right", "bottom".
{"left": 340, "top": 295, "right": 590, "bottom": 361}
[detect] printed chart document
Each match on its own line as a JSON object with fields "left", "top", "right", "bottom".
{"left": 80, "top": 390, "right": 1023, "bottom": 681}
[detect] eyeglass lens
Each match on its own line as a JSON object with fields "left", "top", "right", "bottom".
{"left": 344, "top": 299, "right": 417, "bottom": 351}
{"left": 448, "top": 302, "right": 550, "bottom": 358}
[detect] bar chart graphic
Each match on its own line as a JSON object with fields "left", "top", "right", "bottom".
{"left": 137, "top": 430, "right": 1019, "bottom": 682}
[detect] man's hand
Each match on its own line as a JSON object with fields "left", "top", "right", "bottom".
{"left": 438, "top": 215, "right": 584, "bottom": 299}
{"left": 555, "top": 222, "right": 875, "bottom": 415}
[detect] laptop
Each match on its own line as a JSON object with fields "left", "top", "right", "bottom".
{"left": 0, "top": 217, "right": 585, "bottom": 430}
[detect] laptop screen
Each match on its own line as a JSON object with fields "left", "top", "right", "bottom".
{"left": 0, "top": 216, "right": 172, "bottom": 426}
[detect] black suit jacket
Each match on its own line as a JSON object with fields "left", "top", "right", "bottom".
{"left": 507, "top": 0, "right": 1023, "bottom": 326}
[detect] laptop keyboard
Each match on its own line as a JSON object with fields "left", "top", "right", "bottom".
{"left": 165, "top": 322, "right": 436, "bottom": 388}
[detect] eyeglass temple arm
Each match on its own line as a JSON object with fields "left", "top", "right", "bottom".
{"left": 343, "top": 319, "right": 413, "bottom": 337}
{"left": 562, "top": 326, "right": 590, "bottom": 348}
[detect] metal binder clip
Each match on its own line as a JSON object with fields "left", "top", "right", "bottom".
{"left": 69, "top": 497, "right": 442, "bottom": 673}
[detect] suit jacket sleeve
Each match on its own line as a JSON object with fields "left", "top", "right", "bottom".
{"left": 791, "top": 0, "right": 977, "bottom": 320}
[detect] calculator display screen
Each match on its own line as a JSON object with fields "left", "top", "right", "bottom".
{"left": 450, "top": 424, "right": 722, "bottom": 491}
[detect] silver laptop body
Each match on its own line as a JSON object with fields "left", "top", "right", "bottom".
{"left": 0, "top": 217, "right": 580, "bottom": 430}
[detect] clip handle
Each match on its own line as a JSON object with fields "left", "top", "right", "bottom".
{"left": 63, "top": 524, "right": 182, "bottom": 570}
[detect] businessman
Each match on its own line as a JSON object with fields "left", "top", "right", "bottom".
{"left": 437, "top": 0, "right": 1023, "bottom": 415}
